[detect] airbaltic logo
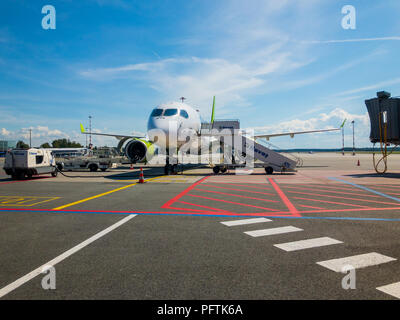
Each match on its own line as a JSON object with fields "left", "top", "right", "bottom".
{"left": 244, "top": 142, "right": 268, "bottom": 159}
{"left": 254, "top": 147, "right": 269, "bottom": 159}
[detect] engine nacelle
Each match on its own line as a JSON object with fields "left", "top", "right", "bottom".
{"left": 124, "top": 139, "right": 155, "bottom": 163}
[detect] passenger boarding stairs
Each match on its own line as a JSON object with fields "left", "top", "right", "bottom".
{"left": 201, "top": 120, "right": 297, "bottom": 173}
{"left": 255, "top": 139, "right": 304, "bottom": 167}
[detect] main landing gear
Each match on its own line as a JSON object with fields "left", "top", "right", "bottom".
{"left": 164, "top": 158, "right": 178, "bottom": 175}
{"left": 212, "top": 166, "right": 228, "bottom": 174}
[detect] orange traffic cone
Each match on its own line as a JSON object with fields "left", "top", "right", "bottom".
{"left": 130, "top": 164, "right": 134, "bottom": 170}
{"left": 139, "top": 168, "right": 145, "bottom": 183}
{"left": 357, "top": 160, "right": 360, "bottom": 166}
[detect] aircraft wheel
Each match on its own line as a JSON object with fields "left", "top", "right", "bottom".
{"left": 213, "top": 166, "right": 220, "bottom": 174}
{"left": 265, "top": 166, "right": 273, "bottom": 175}
{"left": 164, "top": 164, "right": 171, "bottom": 175}
{"left": 220, "top": 167, "right": 227, "bottom": 174}
{"left": 51, "top": 170, "right": 58, "bottom": 177}
{"left": 171, "top": 164, "right": 178, "bottom": 175}
{"left": 89, "top": 164, "right": 98, "bottom": 172}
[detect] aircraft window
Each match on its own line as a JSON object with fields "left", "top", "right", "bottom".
{"left": 164, "top": 109, "right": 178, "bottom": 116}
{"left": 151, "top": 109, "right": 163, "bottom": 117}
{"left": 180, "top": 110, "right": 189, "bottom": 119}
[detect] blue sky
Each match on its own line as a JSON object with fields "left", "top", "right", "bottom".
{"left": 1, "top": 0, "right": 400, "bottom": 148}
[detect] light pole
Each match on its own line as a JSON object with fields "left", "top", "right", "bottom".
{"left": 89, "top": 115, "right": 92, "bottom": 149}
{"left": 352, "top": 120, "right": 355, "bottom": 155}
{"left": 342, "top": 126, "right": 344, "bottom": 155}
{"left": 29, "top": 129, "right": 32, "bottom": 148}
{"left": 340, "top": 119, "right": 347, "bottom": 156}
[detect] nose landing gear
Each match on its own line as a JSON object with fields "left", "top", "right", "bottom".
{"left": 164, "top": 157, "right": 179, "bottom": 175}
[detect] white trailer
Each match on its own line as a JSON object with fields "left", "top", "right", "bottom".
{"left": 56, "top": 157, "right": 118, "bottom": 172}
{"left": 3, "top": 148, "right": 58, "bottom": 180}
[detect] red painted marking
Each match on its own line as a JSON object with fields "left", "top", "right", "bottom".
{"left": 0, "top": 180, "right": 19, "bottom": 185}
{"left": 373, "top": 185, "right": 400, "bottom": 189}
{"left": 167, "top": 206, "right": 214, "bottom": 213}
{"left": 292, "top": 196, "right": 369, "bottom": 208}
{"left": 188, "top": 194, "right": 280, "bottom": 212}
{"left": 176, "top": 200, "right": 231, "bottom": 213}
{"left": 268, "top": 178, "right": 300, "bottom": 217}
{"left": 195, "top": 188, "right": 279, "bottom": 203}
{"left": 161, "top": 176, "right": 210, "bottom": 209}
{"left": 287, "top": 190, "right": 400, "bottom": 206}
{"left": 298, "top": 204, "right": 326, "bottom": 210}
{"left": 2, "top": 206, "right": 400, "bottom": 217}
{"left": 290, "top": 206, "right": 400, "bottom": 215}
{"left": 200, "top": 184, "right": 276, "bottom": 196}
{"left": 304, "top": 184, "right": 364, "bottom": 192}
{"left": 203, "top": 182, "right": 273, "bottom": 190}
{"left": 283, "top": 184, "right": 382, "bottom": 198}
{"left": 0, "top": 176, "right": 51, "bottom": 185}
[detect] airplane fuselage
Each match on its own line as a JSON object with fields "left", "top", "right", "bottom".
{"left": 146, "top": 101, "right": 202, "bottom": 151}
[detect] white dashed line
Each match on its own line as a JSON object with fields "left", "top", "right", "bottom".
{"left": 244, "top": 226, "right": 303, "bottom": 237}
{"left": 377, "top": 282, "right": 400, "bottom": 299}
{"left": 317, "top": 252, "right": 396, "bottom": 272}
{"left": 0, "top": 215, "right": 136, "bottom": 298}
{"left": 221, "top": 218, "right": 272, "bottom": 226}
{"left": 274, "top": 237, "right": 343, "bottom": 252}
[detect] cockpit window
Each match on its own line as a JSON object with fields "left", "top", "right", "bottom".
{"left": 180, "top": 109, "right": 189, "bottom": 119}
{"left": 164, "top": 109, "right": 178, "bottom": 116}
{"left": 151, "top": 109, "right": 163, "bottom": 117}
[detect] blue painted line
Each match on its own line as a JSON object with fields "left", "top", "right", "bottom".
{"left": 329, "top": 177, "right": 400, "bottom": 203}
{"left": 1, "top": 208, "right": 400, "bottom": 222}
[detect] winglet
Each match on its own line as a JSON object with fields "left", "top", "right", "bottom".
{"left": 340, "top": 118, "right": 347, "bottom": 128}
{"left": 211, "top": 96, "right": 215, "bottom": 124}
{"left": 80, "top": 123, "right": 85, "bottom": 133}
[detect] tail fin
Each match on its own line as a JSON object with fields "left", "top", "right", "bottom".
{"left": 80, "top": 123, "right": 86, "bottom": 133}
{"left": 340, "top": 119, "right": 347, "bottom": 128}
{"left": 211, "top": 96, "right": 215, "bottom": 124}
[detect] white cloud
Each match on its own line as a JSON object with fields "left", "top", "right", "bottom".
{"left": 1, "top": 128, "right": 11, "bottom": 136}
{"left": 335, "top": 78, "right": 400, "bottom": 97}
{"left": 79, "top": 52, "right": 312, "bottom": 116}
{"left": 250, "top": 107, "right": 369, "bottom": 133}
{"left": 1, "top": 126, "right": 71, "bottom": 145}
{"left": 300, "top": 37, "right": 400, "bottom": 44}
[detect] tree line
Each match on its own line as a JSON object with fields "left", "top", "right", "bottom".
{"left": 16, "top": 139, "right": 83, "bottom": 149}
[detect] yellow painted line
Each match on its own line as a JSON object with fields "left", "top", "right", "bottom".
{"left": 0, "top": 198, "right": 25, "bottom": 204}
{"left": 0, "top": 197, "right": 61, "bottom": 207}
{"left": 52, "top": 176, "right": 165, "bottom": 210}
{"left": 24, "top": 197, "right": 61, "bottom": 206}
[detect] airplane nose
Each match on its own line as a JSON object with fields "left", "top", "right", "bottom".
{"left": 147, "top": 118, "right": 179, "bottom": 148}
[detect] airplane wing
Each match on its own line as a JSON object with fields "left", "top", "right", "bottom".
{"left": 254, "top": 128, "right": 341, "bottom": 140}
{"left": 80, "top": 124, "right": 144, "bottom": 140}
{"left": 254, "top": 119, "right": 346, "bottom": 140}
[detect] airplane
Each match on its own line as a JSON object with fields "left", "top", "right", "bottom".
{"left": 80, "top": 97, "right": 342, "bottom": 175}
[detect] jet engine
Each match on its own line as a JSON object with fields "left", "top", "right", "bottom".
{"left": 124, "top": 139, "right": 155, "bottom": 163}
